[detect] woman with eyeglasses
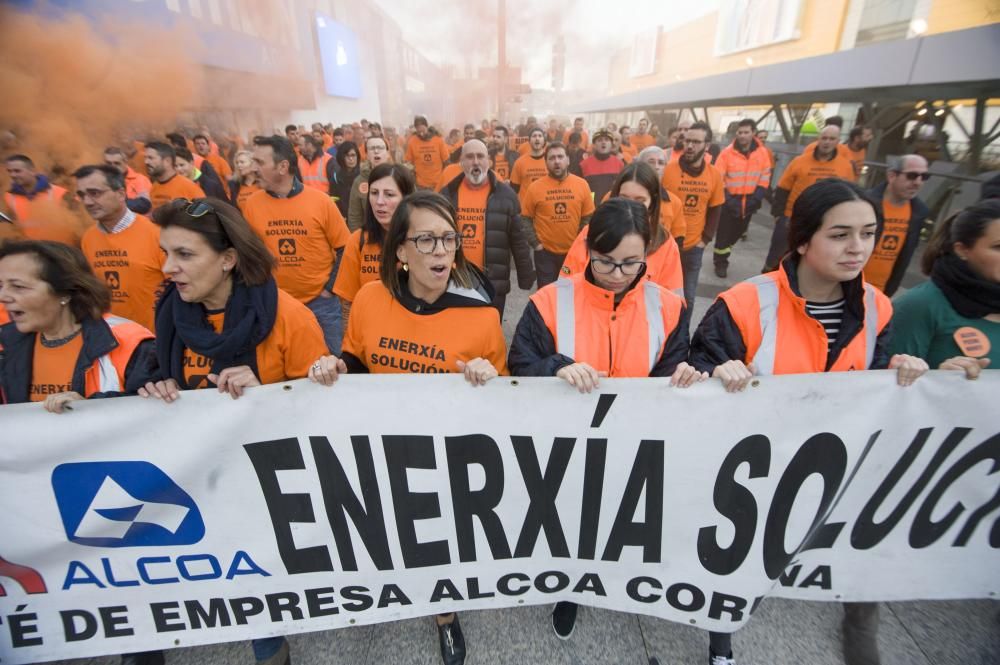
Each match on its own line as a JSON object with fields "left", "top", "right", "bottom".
{"left": 560, "top": 161, "right": 683, "bottom": 294}
{"left": 332, "top": 163, "right": 415, "bottom": 328}
{"left": 309, "top": 190, "right": 507, "bottom": 665}
{"left": 507, "top": 197, "right": 703, "bottom": 640}
{"left": 0, "top": 239, "right": 156, "bottom": 413}
{"left": 689, "top": 178, "right": 928, "bottom": 665}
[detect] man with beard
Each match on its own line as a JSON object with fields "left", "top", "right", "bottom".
{"left": 579, "top": 128, "right": 625, "bottom": 204}
{"left": 489, "top": 125, "right": 519, "bottom": 183}
{"left": 521, "top": 142, "right": 595, "bottom": 287}
{"left": 144, "top": 141, "right": 205, "bottom": 210}
{"left": 661, "top": 121, "right": 724, "bottom": 311}
{"left": 441, "top": 139, "right": 535, "bottom": 316}
{"left": 510, "top": 126, "right": 548, "bottom": 207}
{"left": 404, "top": 115, "right": 450, "bottom": 189}
{"left": 762, "top": 123, "right": 856, "bottom": 271}
{"left": 845, "top": 125, "right": 874, "bottom": 179}
{"left": 712, "top": 118, "right": 772, "bottom": 278}
{"left": 632, "top": 117, "right": 656, "bottom": 151}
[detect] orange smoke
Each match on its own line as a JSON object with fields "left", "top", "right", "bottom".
{"left": 0, "top": 6, "right": 202, "bottom": 183}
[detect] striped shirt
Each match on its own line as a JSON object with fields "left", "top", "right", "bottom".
{"left": 805, "top": 299, "right": 845, "bottom": 351}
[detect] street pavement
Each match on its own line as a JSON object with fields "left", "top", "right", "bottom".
{"left": 43, "top": 214, "right": 999, "bottom": 665}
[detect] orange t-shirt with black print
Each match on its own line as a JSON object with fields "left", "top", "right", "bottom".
{"left": 777, "top": 148, "right": 856, "bottom": 216}
{"left": 405, "top": 135, "right": 451, "bottom": 188}
{"left": 181, "top": 289, "right": 328, "bottom": 389}
{"left": 456, "top": 180, "right": 490, "bottom": 268}
{"left": 344, "top": 281, "right": 508, "bottom": 374}
{"left": 522, "top": 174, "right": 596, "bottom": 254}
{"left": 80, "top": 215, "right": 164, "bottom": 331}
{"left": 865, "top": 199, "right": 911, "bottom": 291}
{"left": 150, "top": 175, "right": 205, "bottom": 210}
{"left": 436, "top": 163, "right": 463, "bottom": 192}
{"left": 243, "top": 186, "right": 351, "bottom": 303}
{"left": 235, "top": 182, "right": 262, "bottom": 212}
{"left": 510, "top": 154, "right": 547, "bottom": 205}
{"left": 493, "top": 152, "right": 513, "bottom": 181}
{"left": 662, "top": 162, "right": 725, "bottom": 250}
{"left": 333, "top": 229, "right": 383, "bottom": 302}
{"left": 30, "top": 334, "right": 83, "bottom": 401}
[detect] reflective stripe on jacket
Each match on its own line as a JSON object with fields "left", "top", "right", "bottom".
{"left": 529, "top": 272, "right": 685, "bottom": 377}
{"left": 299, "top": 154, "right": 331, "bottom": 191}
{"left": 718, "top": 268, "right": 891, "bottom": 374}
{"left": 83, "top": 315, "right": 154, "bottom": 395}
{"left": 715, "top": 139, "right": 772, "bottom": 196}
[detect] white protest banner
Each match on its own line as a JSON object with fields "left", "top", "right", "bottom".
{"left": 0, "top": 372, "right": 997, "bottom": 662}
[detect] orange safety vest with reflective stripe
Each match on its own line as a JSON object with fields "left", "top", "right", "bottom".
{"left": 530, "top": 273, "right": 685, "bottom": 377}
{"left": 83, "top": 315, "right": 155, "bottom": 396}
{"left": 4, "top": 185, "right": 77, "bottom": 245}
{"left": 298, "top": 154, "right": 331, "bottom": 192}
{"left": 715, "top": 140, "right": 772, "bottom": 196}
{"left": 718, "top": 269, "right": 891, "bottom": 374}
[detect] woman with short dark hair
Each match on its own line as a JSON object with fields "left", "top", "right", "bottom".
{"left": 0, "top": 239, "right": 156, "bottom": 412}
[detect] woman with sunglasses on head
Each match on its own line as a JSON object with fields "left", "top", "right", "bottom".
{"left": 332, "top": 163, "right": 415, "bottom": 328}
{"left": 138, "top": 198, "right": 327, "bottom": 665}
{"left": 560, "top": 161, "right": 684, "bottom": 294}
{"left": 309, "top": 190, "right": 507, "bottom": 665}
{"left": 689, "top": 178, "right": 928, "bottom": 665}
{"left": 507, "top": 197, "right": 702, "bottom": 640}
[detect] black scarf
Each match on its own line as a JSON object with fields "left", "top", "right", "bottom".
{"left": 930, "top": 253, "right": 1000, "bottom": 319}
{"left": 155, "top": 278, "right": 279, "bottom": 383}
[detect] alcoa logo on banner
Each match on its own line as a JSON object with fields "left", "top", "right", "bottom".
{"left": 51, "top": 462, "right": 205, "bottom": 548}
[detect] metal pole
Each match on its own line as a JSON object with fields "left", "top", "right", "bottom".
{"left": 969, "top": 97, "right": 985, "bottom": 174}
{"left": 497, "top": 0, "right": 506, "bottom": 123}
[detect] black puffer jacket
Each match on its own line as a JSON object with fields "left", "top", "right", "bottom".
{"left": 442, "top": 170, "right": 536, "bottom": 298}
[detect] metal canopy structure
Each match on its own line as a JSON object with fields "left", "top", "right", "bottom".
{"left": 576, "top": 24, "right": 1000, "bottom": 113}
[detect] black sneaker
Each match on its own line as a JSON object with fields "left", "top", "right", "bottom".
{"left": 714, "top": 263, "right": 728, "bottom": 278}
{"left": 552, "top": 601, "right": 578, "bottom": 640}
{"left": 437, "top": 615, "right": 466, "bottom": 665}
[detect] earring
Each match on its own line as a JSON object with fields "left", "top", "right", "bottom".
{"left": 60, "top": 300, "right": 68, "bottom": 306}
{"left": 402, "top": 263, "right": 409, "bottom": 272}
{"left": 222, "top": 266, "right": 229, "bottom": 272}
{"left": 452, "top": 262, "right": 457, "bottom": 269}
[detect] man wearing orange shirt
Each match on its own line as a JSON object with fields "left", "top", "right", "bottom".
{"left": 489, "top": 125, "right": 519, "bottom": 184}
{"left": 245, "top": 135, "right": 350, "bottom": 354}
{"left": 522, "top": 142, "right": 595, "bottom": 287}
{"left": 145, "top": 142, "right": 205, "bottom": 211}
{"left": 763, "top": 124, "right": 856, "bottom": 271}
{"left": 404, "top": 115, "right": 451, "bottom": 190}
{"left": 3, "top": 154, "right": 79, "bottom": 246}
{"left": 510, "top": 127, "right": 548, "bottom": 206}
{"left": 75, "top": 164, "right": 163, "bottom": 331}
{"left": 631, "top": 118, "right": 656, "bottom": 152}
{"left": 104, "top": 146, "right": 152, "bottom": 214}
{"left": 844, "top": 126, "right": 873, "bottom": 180}
{"left": 441, "top": 140, "right": 534, "bottom": 316}
{"left": 865, "top": 154, "right": 930, "bottom": 296}
{"left": 661, "top": 122, "right": 725, "bottom": 311}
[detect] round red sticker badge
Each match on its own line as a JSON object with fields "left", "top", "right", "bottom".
{"left": 953, "top": 326, "right": 991, "bottom": 358}
{"left": 359, "top": 182, "right": 369, "bottom": 195}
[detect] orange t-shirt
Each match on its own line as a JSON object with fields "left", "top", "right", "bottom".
{"left": 522, "top": 174, "right": 596, "bottom": 254}
{"left": 333, "top": 229, "right": 383, "bottom": 302}
{"left": 563, "top": 129, "right": 590, "bottom": 151}
{"left": 493, "top": 151, "right": 513, "bottom": 181}
{"left": 404, "top": 136, "right": 451, "bottom": 188}
{"left": 0, "top": 304, "right": 9, "bottom": 326}
{"left": 845, "top": 146, "right": 866, "bottom": 178}
{"left": 661, "top": 162, "right": 725, "bottom": 250}
{"left": 4, "top": 186, "right": 83, "bottom": 247}
{"left": 234, "top": 182, "right": 262, "bottom": 212}
{"left": 30, "top": 334, "right": 83, "bottom": 401}
{"left": 436, "top": 163, "right": 464, "bottom": 192}
{"left": 124, "top": 168, "right": 152, "bottom": 200}
{"left": 150, "top": 175, "right": 205, "bottom": 210}
{"left": 181, "top": 289, "right": 328, "bottom": 389}
{"left": 517, "top": 141, "right": 533, "bottom": 157}
{"left": 510, "top": 154, "right": 547, "bottom": 206}
{"left": 865, "top": 199, "right": 911, "bottom": 291}
{"left": 243, "top": 186, "right": 351, "bottom": 303}
{"left": 344, "top": 281, "right": 508, "bottom": 374}
{"left": 631, "top": 133, "right": 656, "bottom": 151}
{"left": 80, "top": 215, "right": 164, "bottom": 331}
{"left": 456, "top": 180, "right": 490, "bottom": 268}
{"left": 777, "top": 149, "right": 856, "bottom": 217}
